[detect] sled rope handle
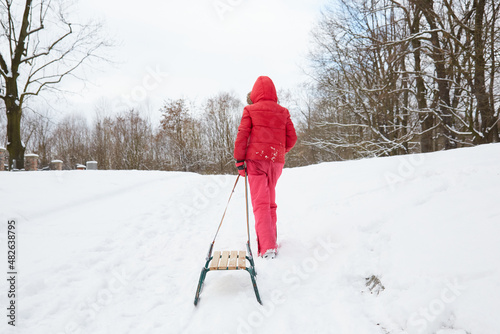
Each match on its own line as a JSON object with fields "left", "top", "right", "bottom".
{"left": 244, "top": 172, "right": 250, "bottom": 243}
{"left": 211, "top": 174, "right": 241, "bottom": 243}
{"left": 209, "top": 172, "right": 252, "bottom": 255}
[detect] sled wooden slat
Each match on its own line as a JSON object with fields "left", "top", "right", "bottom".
{"left": 238, "top": 251, "right": 246, "bottom": 269}
{"left": 228, "top": 251, "right": 238, "bottom": 270}
{"left": 218, "top": 251, "right": 230, "bottom": 270}
{"left": 209, "top": 251, "right": 221, "bottom": 270}
{"left": 210, "top": 250, "right": 247, "bottom": 271}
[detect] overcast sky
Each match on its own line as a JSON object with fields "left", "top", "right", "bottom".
{"left": 55, "top": 0, "right": 326, "bottom": 120}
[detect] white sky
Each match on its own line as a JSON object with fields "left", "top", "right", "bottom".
{"left": 54, "top": 0, "right": 326, "bottom": 120}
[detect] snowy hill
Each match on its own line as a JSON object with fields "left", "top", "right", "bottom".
{"left": 1, "top": 144, "right": 500, "bottom": 334}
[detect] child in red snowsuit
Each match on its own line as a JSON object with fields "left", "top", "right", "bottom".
{"left": 234, "top": 76, "right": 297, "bottom": 258}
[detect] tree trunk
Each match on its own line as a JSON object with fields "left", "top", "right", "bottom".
{"left": 401, "top": 59, "right": 409, "bottom": 154}
{"left": 5, "top": 103, "right": 25, "bottom": 170}
{"left": 410, "top": 7, "right": 433, "bottom": 152}
{"left": 416, "top": 0, "right": 455, "bottom": 150}
{"left": 4, "top": 74, "right": 25, "bottom": 169}
{"left": 488, "top": 3, "right": 499, "bottom": 142}
{"left": 473, "top": 0, "right": 496, "bottom": 144}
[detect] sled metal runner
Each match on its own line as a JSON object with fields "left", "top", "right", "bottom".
{"left": 194, "top": 173, "right": 262, "bottom": 305}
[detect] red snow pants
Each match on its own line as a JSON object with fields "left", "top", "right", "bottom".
{"left": 246, "top": 159, "right": 285, "bottom": 256}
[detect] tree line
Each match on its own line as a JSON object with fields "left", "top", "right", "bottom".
{"left": 0, "top": 93, "right": 249, "bottom": 173}
{"left": 0, "top": 89, "right": 321, "bottom": 173}
{"left": 305, "top": 0, "right": 500, "bottom": 160}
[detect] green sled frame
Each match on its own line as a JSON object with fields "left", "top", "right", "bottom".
{"left": 194, "top": 241, "right": 262, "bottom": 305}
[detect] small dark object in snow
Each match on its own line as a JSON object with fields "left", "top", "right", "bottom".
{"left": 365, "top": 275, "right": 385, "bottom": 295}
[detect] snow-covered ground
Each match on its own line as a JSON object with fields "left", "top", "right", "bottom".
{"left": 1, "top": 144, "right": 500, "bottom": 334}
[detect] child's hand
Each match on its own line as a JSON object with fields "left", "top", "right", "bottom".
{"left": 235, "top": 161, "right": 246, "bottom": 177}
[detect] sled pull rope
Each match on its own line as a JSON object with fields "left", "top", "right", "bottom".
{"left": 211, "top": 175, "right": 241, "bottom": 244}
{"left": 244, "top": 172, "right": 251, "bottom": 243}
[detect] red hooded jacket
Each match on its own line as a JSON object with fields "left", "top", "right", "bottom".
{"left": 234, "top": 76, "right": 297, "bottom": 163}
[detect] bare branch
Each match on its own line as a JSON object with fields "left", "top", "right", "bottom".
{"left": 21, "top": 22, "right": 72, "bottom": 64}
{"left": 0, "top": 52, "right": 8, "bottom": 77}
{"left": 20, "top": 41, "right": 103, "bottom": 103}
{"left": 12, "top": 0, "right": 33, "bottom": 72}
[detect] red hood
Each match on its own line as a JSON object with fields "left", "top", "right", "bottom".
{"left": 250, "top": 76, "right": 278, "bottom": 103}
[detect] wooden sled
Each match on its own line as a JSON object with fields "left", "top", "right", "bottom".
{"left": 194, "top": 174, "right": 262, "bottom": 305}
{"left": 194, "top": 242, "right": 261, "bottom": 305}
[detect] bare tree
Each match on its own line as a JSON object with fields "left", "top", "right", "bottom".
{"left": 112, "top": 110, "right": 154, "bottom": 170}
{"left": 159, "top": 99, "right": 205, "bottom": 172}
{"left": 22, "top": 109, "right": 54, "bottom": 167}
{"left": 51, "top": 113, "right": 90, "bottom": 169}
{"left": 203, "top": 92, "right": 240, "bottom": 174}
{"left": 471, "top": 0, "right": 499, "bottom": 143}
{"left": 89, "top": 102, "right": 114, "bottom": 169}
{"left": 0, "top": 0, "right": 109, "bottom": 169}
